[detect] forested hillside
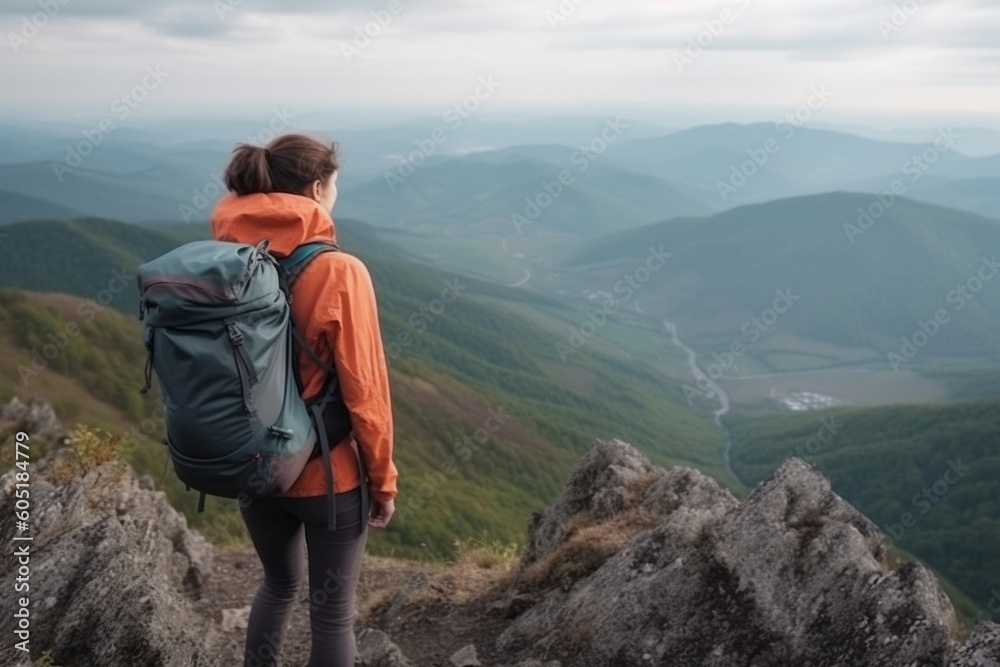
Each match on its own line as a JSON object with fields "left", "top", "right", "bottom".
{"left": 0, "top": 216, "right": 726, "bottom": 561}
{"left": 728, "top": 400, "right": 1000, "bottom": 613}
{"left": 566, "top": 193, "right": 1000, "bottom": 362}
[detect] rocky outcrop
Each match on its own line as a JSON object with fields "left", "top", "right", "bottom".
{"left": 3, "top": 428, "right": 998, "bottom": 667}
{"left": 356, "top": 627, "right": 415, "bottom": 667}
{"left": 0, "top": 395, "right": 68, "bottom": 451}
{"left": 951, "top": 623, "right": 1000, "bottom": 667}
{"left": 496, "top": 439, "right": 999, "bottom": 667}
{"left": 0, "top": 458, "right": 215, "bottom": 667}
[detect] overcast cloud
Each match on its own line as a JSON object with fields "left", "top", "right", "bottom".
{"left": 1, "top": 0, "right": 997, "bottom": 127}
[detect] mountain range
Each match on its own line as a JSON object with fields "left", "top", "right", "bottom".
{"left": 1, "top": 116, "right": 999, "bottom": 616}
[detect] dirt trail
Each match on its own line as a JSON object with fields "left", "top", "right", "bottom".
{"left": 197, "top": 543, "right": 514, "bottom": 666}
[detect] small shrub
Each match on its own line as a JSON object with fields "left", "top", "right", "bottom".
{"left": 51, "top": 424, "right": 124, "bottom": 483}
{"left": 453, "top": 534, "right": 521, "bottom": 570}
{"left": 521, "top": 507, "right": 662, "bottom": 591}
{"left": 35, "top": 650, "right": 62, "bottom": 667}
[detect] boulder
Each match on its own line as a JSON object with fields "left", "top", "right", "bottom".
{"left": 356, "top": 627, "right": 414, "bottom": 667}
{"left": 0, "top": 395, "right": 68, "bottom": 451}
{"left": 0, "top": 460, "right": 216, "bottom": 667}
{"left": 498, "top": 440, "right": 990, "bottom": 667}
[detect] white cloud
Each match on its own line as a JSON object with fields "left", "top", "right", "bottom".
{"left": 0, "top": 0, "right": 997, "bottom": 124}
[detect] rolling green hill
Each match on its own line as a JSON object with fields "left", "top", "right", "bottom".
{"left": 0, "top": 191, "right": 85, "bottom": 224}
{"left": 0, "top": 216, "right": 726, "bottom": 561}
{"left": 0, "top": 218, "right": 190, "bottom": 311}
{"left": 908, "top": 177, "right": 1000, "bottom": 221}
{"left": 566, "top": 193, "right": 1000, "bottom": 364}
{"left": 0, "top": 162, "right": 213, "bottom": 222}
{"left": 727, "top": 399, "right": 1000, "bottom": 615}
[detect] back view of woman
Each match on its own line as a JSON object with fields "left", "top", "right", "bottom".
{"left": 211, "top": 133, "right": 398, "bottom": 667}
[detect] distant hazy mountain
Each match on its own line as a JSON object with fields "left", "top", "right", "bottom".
{"left": 604, "top": 123, "right": 1000, "bottom": 208}
{"left": 338, "top": 147, "right": 714, "bottom": 238}
{"left": 4, "top": 120, "right": 998, "bottom": 227}
{"left": 0, "top": 161, "right": 218, "bottom": 223}
{"left": 567, "top": 192, "right": 1000, "bottom": 361}
{"left": 813, "top": 123, "right": 1000, "bottom": 158}
{"left": 0, "top": 190, "right": 85, "bottom": 224}
{"left": 906, "top": 177, "right": 1000, "bottom": 221}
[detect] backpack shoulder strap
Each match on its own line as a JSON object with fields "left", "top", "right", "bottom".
{"left": 276, "top": 241, "right": 340, "bottom": 291}
{"left": 273, "top": 241, "right": 341, "bottom": 382}
{"left": 275, "top": 241, "right": 355, "bottom": 531}
{"left": 273, "top": 240, "right": 340, "bottom": 378}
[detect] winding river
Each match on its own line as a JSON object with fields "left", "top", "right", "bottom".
{"left": 661, "top": 319, "right": 740, "bottom": 483}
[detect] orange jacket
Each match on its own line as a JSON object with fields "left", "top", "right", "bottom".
{"left": 211, "top": 192, "right": 398, "bottom": 502}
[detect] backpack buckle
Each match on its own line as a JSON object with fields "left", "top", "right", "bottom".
{"left": 268, "top": 425, "right": 294, "bottom": 440}
{"left": 227, "top": 323, "right": 244, "bottom": 345}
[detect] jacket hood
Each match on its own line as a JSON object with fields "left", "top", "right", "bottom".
{"left": 210, "top": 192, "right": 337, "bottom": 257}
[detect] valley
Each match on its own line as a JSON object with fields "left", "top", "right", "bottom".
{"left": 1, "top": 117, "right": 999, "bottom": 613}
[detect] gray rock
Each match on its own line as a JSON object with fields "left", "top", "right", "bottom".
{"left": 951, "top": 623, "right": 1000, "bottom": 666}
{"left": 523, "top": 439, "right": 737, "bottom": 566}
{"left": 370, "top": 571, "right": 430, "bottom": 627}
{"left": 0, "top": 395, "right": 68, "bottom": 451}
{"left": 220, "top": 605, "right": 252, "bottom": 633}
{"left": 451, "top": 643, "right": 481, "bottom": 666}
{"left": 356, "top": 627, "right": 413, "bottom": 667}
{"left": 0, "top": 460, "right": 217, "bottom": 667}
{"left": 498, "top": 441, "right": 994, "bottom": 667}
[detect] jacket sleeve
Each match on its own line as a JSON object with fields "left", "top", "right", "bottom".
{"left": 318, "top": 253, "right": 398, "bottom": 502}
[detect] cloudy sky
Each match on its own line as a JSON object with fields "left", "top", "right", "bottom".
{"left": 2, "top": 0, "right": 999, "bottom": 128}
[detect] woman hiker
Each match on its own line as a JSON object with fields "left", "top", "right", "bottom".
{"left": 211, "top": 132, "right": 399, "bottom": 667}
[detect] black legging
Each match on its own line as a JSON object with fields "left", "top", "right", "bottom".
{"left": 240, "top": 486, "right": 367, "bottom": 667}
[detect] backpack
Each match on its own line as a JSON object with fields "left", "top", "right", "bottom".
{"left": 136, "top": 238, "right": 367, "bottom": 531}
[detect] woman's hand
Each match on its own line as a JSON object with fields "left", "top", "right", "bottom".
{"left": 367, "top": 498, "right": 395, "bottom": 529}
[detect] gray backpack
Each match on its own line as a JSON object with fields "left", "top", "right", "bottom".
{"left": 137, "top": 239, "right": 366, "bottom": 530}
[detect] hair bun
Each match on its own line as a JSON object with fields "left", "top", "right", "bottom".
{"left": 223, "top": 133, "right": 339, "bottom": 197}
